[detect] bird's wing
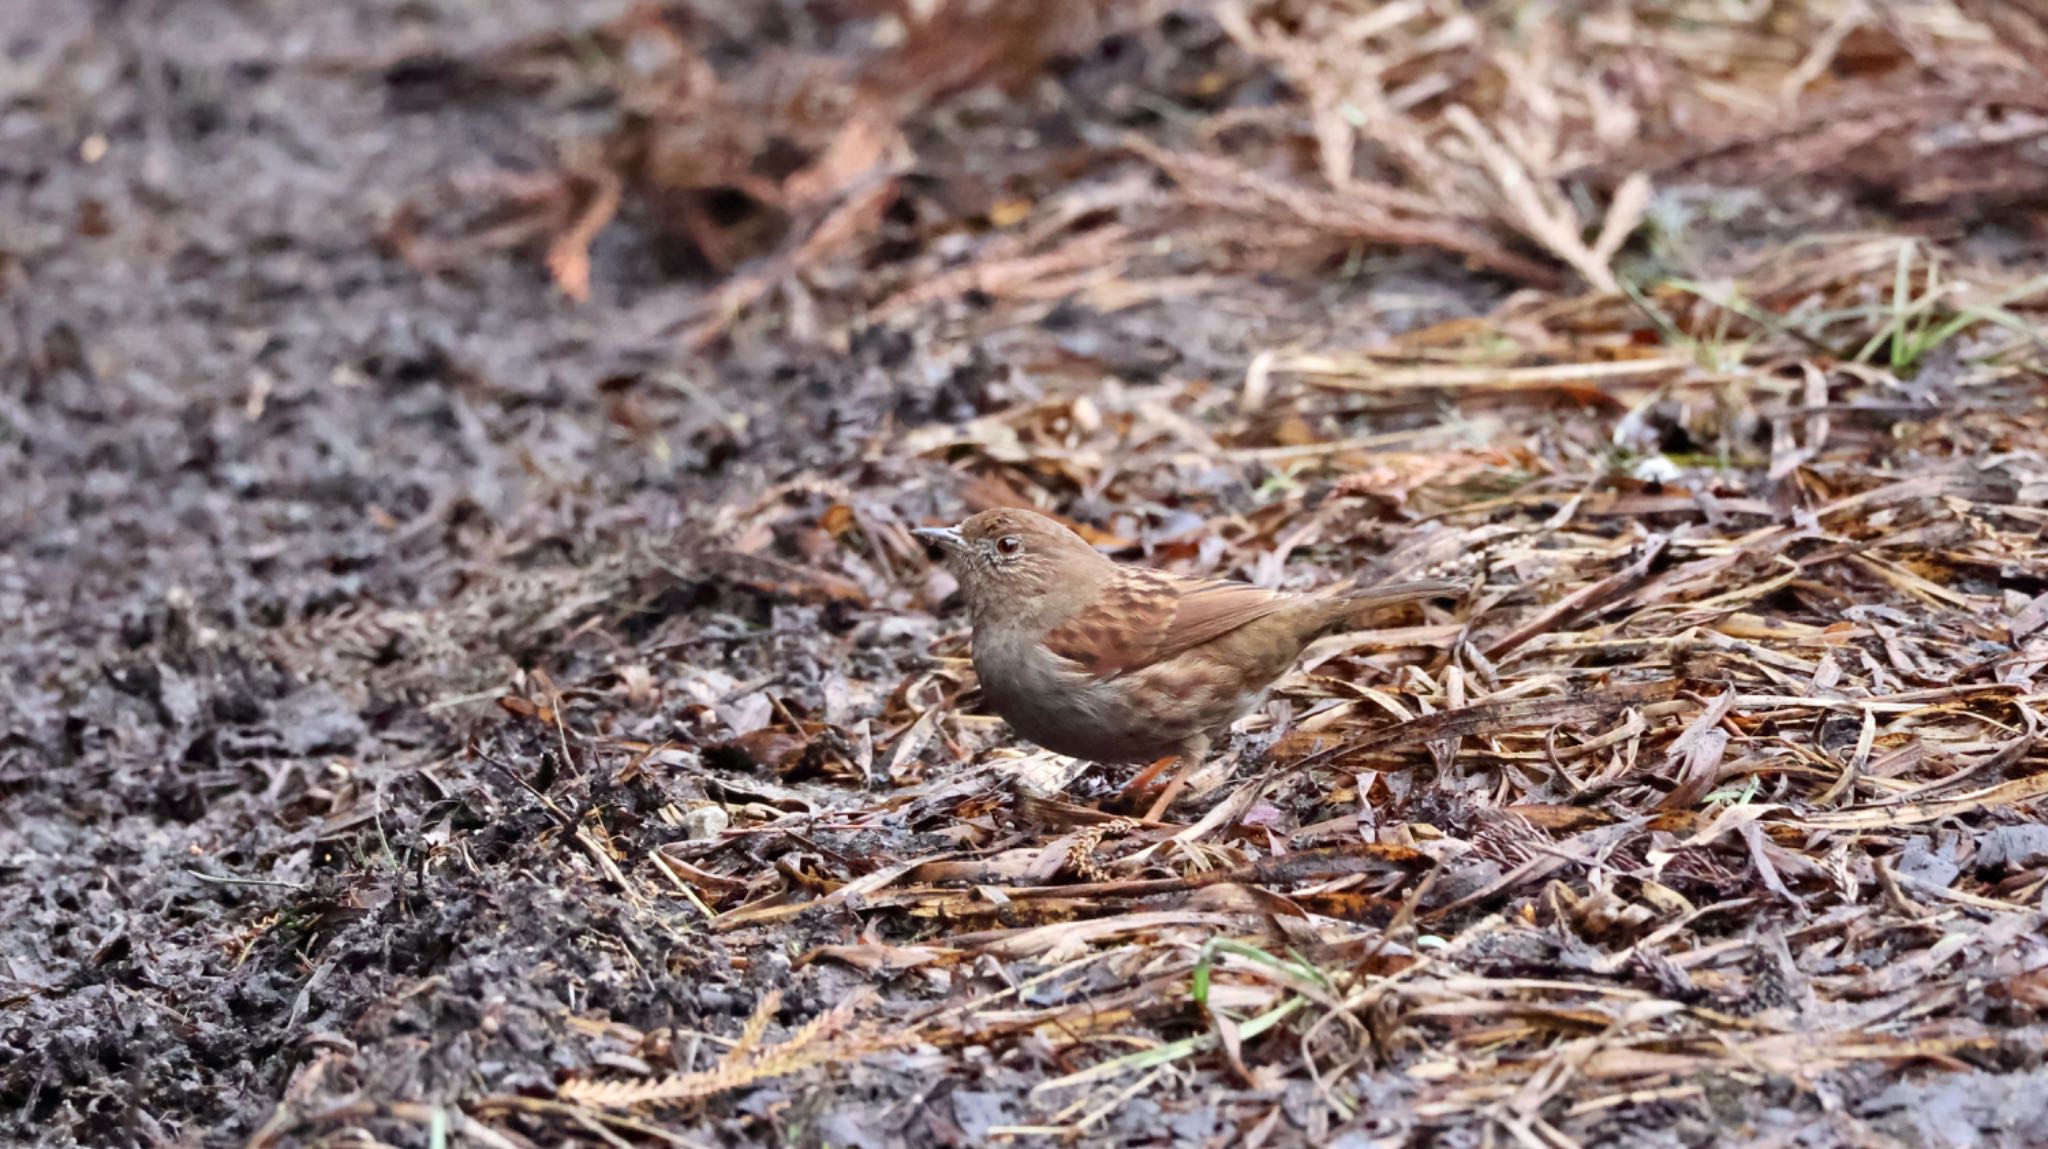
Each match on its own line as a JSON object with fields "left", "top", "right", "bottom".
{"left": 1042, "top": 569, "right": 1296, "bottom": 680}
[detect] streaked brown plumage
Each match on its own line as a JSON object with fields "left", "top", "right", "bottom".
{"left": 915, "top": 508, "right": 1459, "bottom": 814}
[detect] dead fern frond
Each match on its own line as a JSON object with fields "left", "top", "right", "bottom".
{"left": 556, "top": 988, "right": 902, "bottom": 1109}
{"left": 728, "top": 988, "right": 783, "bottom": 1062}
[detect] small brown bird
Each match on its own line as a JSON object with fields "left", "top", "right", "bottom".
{"left": 915, "top": 507, "right": 1459, "bottom": 817}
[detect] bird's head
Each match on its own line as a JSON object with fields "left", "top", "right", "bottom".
{"left": 913, "top": 507, "right": 1110, "bottom": 624}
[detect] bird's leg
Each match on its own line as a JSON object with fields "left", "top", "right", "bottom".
{"left": 1117, "top": 753, "right": 1183, "bottom": 811}
{"left": 1141, "top": 733, "right": 1210, "bottom": 823}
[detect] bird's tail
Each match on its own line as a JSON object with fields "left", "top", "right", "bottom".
{"left": 1332, "top": 578, "right": 1464, "bottom": 613}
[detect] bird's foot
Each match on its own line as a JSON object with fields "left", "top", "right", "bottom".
{"left": 1108, "top": 754, "right": 1184, "bottom": 819}
{"left": 1140, "top": 754, "right": 1201, "bottom": 823}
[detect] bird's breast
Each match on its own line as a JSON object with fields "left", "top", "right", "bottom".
{"left": 972, "top": 629, "right": 1086, "bottom": 722}
{"left": 970, "top": 630, "right": 1245, "bottom": 763}
{"left": 972, "top": 631, "right": 1140, "bottom": 762}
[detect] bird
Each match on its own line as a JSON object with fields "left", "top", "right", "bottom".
{"left": 913, "top": 507, "right": 1460, "bottom": 818}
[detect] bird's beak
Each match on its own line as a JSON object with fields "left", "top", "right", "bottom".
{"left": 912, "top": 525, "right": 964, "bottom": 551}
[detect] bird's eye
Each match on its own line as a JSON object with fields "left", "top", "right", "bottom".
{"left": 996, "top": 535, "right": 1022, "bottom": 556}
